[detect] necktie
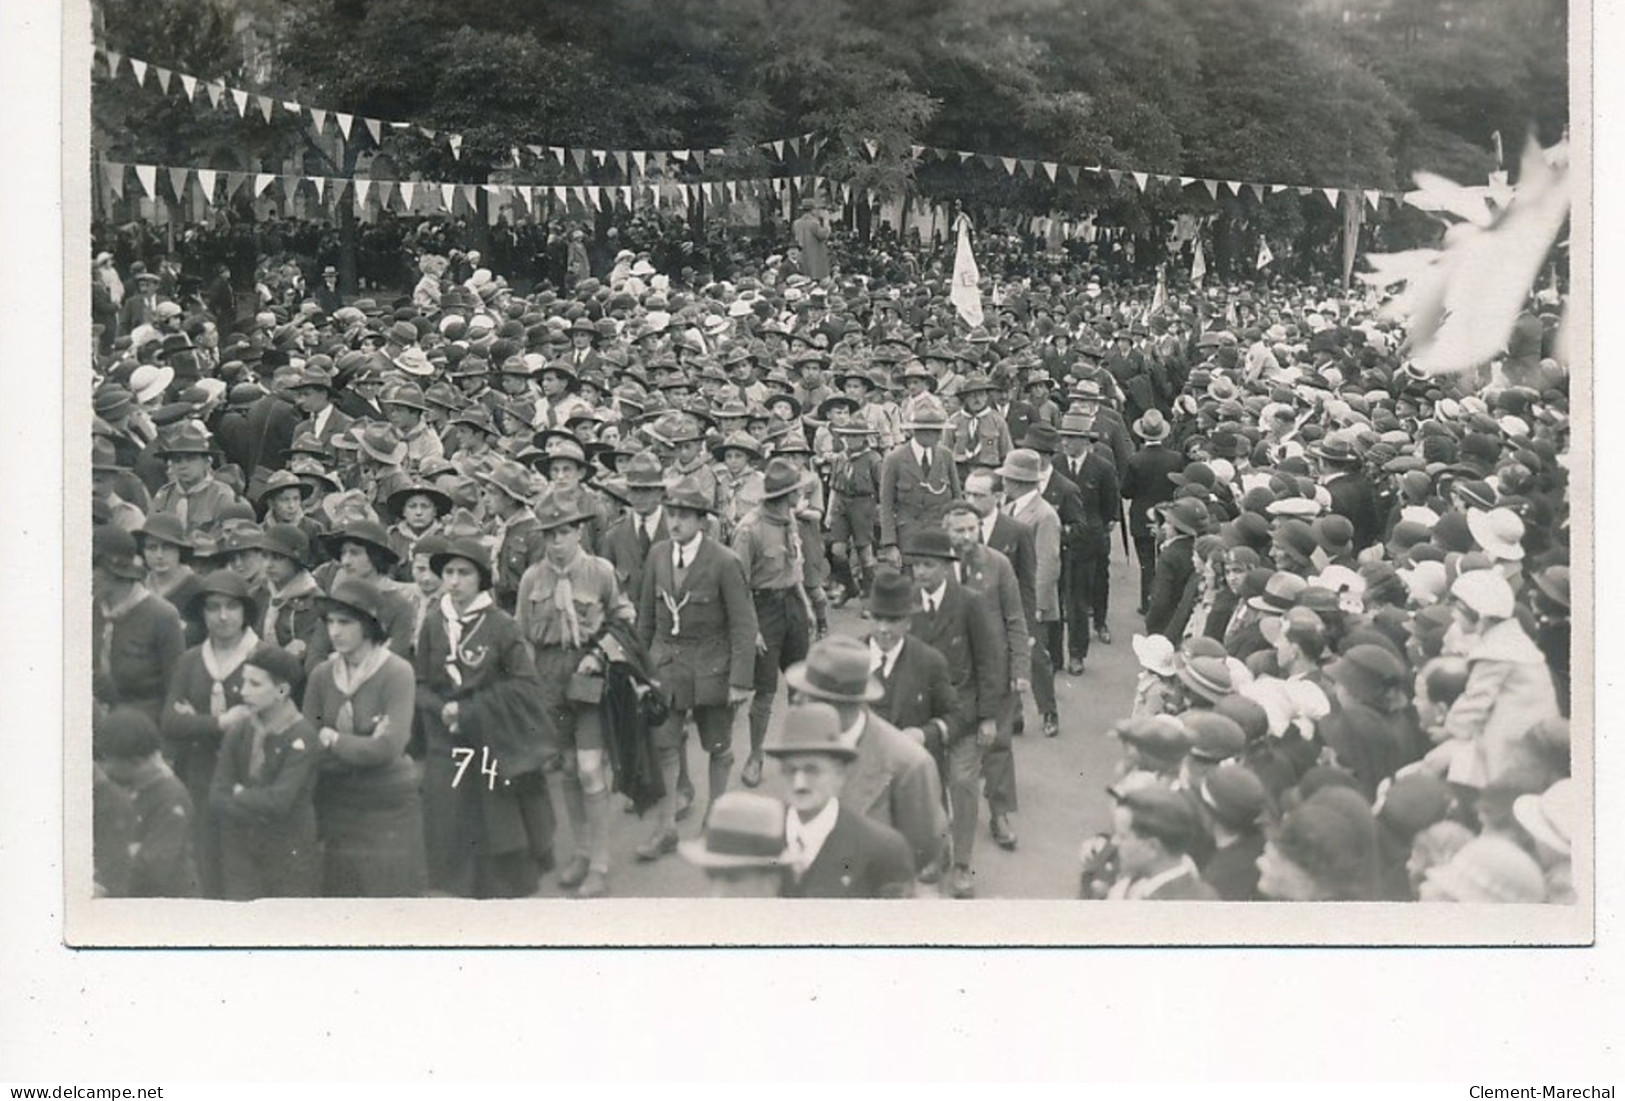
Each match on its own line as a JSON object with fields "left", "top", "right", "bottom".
{"left": 636, "top": 517, "right": 650, "bottom": 555}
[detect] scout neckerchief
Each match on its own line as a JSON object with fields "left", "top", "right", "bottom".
{"left": 200, "top": 628, "right": 260, "bottom": 716}
{"left": 97, "top": 582, "right": 150, "bottom": 682}
{"left": 661, "top": 537, "right": 697, "bottom": 635}
{"left": 263, "top": 571, "right": 319, "bottom": 645}
{"left": 438, "top": 590, "right": 494, "bottom": 687}
{"left": 329, "top": 643, "right": 391, "bottom": 734}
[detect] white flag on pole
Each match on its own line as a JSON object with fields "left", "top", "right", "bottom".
{"left": 950, "top": 214, "right": 984, "bottom": 329}
{"left": 1257, "top": 237, "right": 1274, "bottom": 270}
{"left": 1191, "top": 241, "right": 1207, "bottom": 287}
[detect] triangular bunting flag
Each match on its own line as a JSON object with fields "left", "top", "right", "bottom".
{"left": 312, "top": 176, "right": 327, "bottom": 203}
{"left": 335, "top": 112, "right": 353, "bottom": 139}
{"left": 104, "top": 50, "right": 122, "bottom": 76}
{"left": 1270, "top": 183, "right": 1291, "bottom": 194}
{"left": 130, "top": 59, "right": 148, "bottom": 85}
{"left": 1322, "top": 187, "right": 1340, "bottom": 208}
{"left": 448, "top": 134, "right": 463, "bottom": 160}
{"left": 1296, "top": 186, "right": 1313, "bottom": 196}
{"left": 355, "top": 179, "right": 373, "bottom": 206}
{"left": 772, "top": 140, "right": 787, "bottom": 159}
{"left": 256, "top": 95, "right": 275, "bottom": 124}
{"left": 133, "top": 164, "right": 157, "bottom": 198}
{"left": 418, "top": 126, "right": 437, "bottom": 141}
{"left": 691, "top": 150, "right": 705, "bottom": 170}
{"left": 282, "top": 100, "right": 300, "bottom": 114}
{"left": 196, "top": 168, "right": 217, "bottom": 202}
{"left": 1000, "top": 156, "right": 1017, "bottom": 175}
{"left": 440, "top": 183, "right": 456, "bottom": 211}
{"left": 1179, "top": 176, "right": 1195, "bottom": 187}
{"left": 365, "top": 118, "right": 382, "bottom": 144}
{"left": 1224, "top": 179, "right": 1242, "bottom": 196}
{"left": 619, "top": 186, "right": 632, "bottom": 208}
{"left": 400, "top": 181, "right": 416, "bottom": 209}
{"left": 613, "top": 151, "right": 629, "bottom": 174}
{"left": 726, "top": 181, "right": 738, "bottom": 201}
{"left": 910, "top": 144, "right": 925, "bottom": 159}
{"left": 1106, "top": 170, "right": 1123, "bottom": 187}
{"left": 203, "top": 81, "right": 223, "bottom": 108}
{"left": 460, "top": 183, "right": 478, "bottom": 208}
{"left": 154, "top": 67, "right": 172, "bottom": 94}
{"left": 861, "top": 139, "right": 879, "bottom": 160}
{"left": 1065, "top": 165, "right": 1080, "bottom": 183}
{"left": 166, "top": 166, "right": 190, "bottom": 199}
{"left": 1041, "top": 161, "right": 1058, "bottom": 181}
{"left": 1202, "top": 179, "right": 1219, "bottom": 199}
{"left": 1365, "top": 189, "right": 1380, "bottom": 211}
{"left": 549, "top": 146, "right": 565, "bottom": 165}
{"left": 309, "top": 108, "right": 327, "bottom": 134}
{"left": 1249, "top": 183, "right": 1266, "bottom": 202}
{"left": 552, "top": 186, "right": 567, "bottom": 203}
{"left": 223, "top": 171, "right": 247, "bottom": 198}
{"left": 585, "top": 185, "right": 601, "bottom": 208}
{"left": 959, "top": 151, "right": 974, "bottom": 164}
{"left": 253, "top": 173, "right": 275, "bottom": 198}
{"left": 103, "top": 162, "right": 125, "bottom": 199}
{"left": 177, "top": 73, "right": 197, "bottom": 100}
{"left": 570, "top": 148, "right": 588, "bottom": 171}
{"left": 526, "top": 144, "right": 543, "bottom": 157}
{"left": 230, "top": 88, "right": 249, "bottom": 116}
{"left": 1131, "top": 171, "right": 1149, "bottom": 191}
{"left": 632, "top": 150, "right": 646, "bottom": 173}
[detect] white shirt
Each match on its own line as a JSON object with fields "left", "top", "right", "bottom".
{"left": 312, "top": 404, "right": 333, "bottom": 438}
{"left": 673, "top": 531, "right": 702, "bottom": 570}
{"left": 979, "top": 511, "right": 997, "bottom": 545}
{"left": 869, "top": 637, "right": 904, "bottom": 679}
{"left": 920, "top": 579, "right": 947, "bottom": 615}
{"left": 1038, "top": 466, "right": 1053, "bottom": 492}
{"left": 785, "top": 798, "right": 840, "bottom": 876}
{"left": 636, "top": 507, "right": 664, "bottom": 542}
{"left": 911, "top": 440, "right": 932, "bottom": 469}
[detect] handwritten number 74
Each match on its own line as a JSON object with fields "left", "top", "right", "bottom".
{"left": 451, "top": 746, "right": 499, "bottom": 790}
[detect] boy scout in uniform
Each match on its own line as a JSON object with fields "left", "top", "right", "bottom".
{"left": 634, "top": 477, "right": 759, "bottom": 861}
{"left": 478, "top": 458, "right": 547, "bottom": 614}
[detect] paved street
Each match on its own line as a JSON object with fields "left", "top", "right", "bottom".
{"left": 535, "top": 549, "right": 1144, "bottom": 900}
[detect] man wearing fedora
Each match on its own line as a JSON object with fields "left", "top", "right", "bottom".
{"left": 1314, "top": 435, "right": 1382, "bottom": 552}
{"left": 878, "top": 402, "right": 961, "bottom": 569}
{"left": 903, "top": 529, "right": 1004, "bottom": 898}
{"left": 732, "top": 458, "right": 817, "bottom": 789}
{"left": 767, "top": 701, "right": 916, "bottom": 899}
{"left": 291, "top": 361, "right": 355, "bottom": 453}
{"left": 996, "top": 447, "right": 1064, "bottom": 678}
{"left": 678, "top": 791, "right": 789, "bottom": 897}
{"left": 1122, "top": 409, "right": 1185, "bottom": 615}
{"left": 785, "top": 633, "right": 948, "bottom": 877}
{"left": 598, "top": 450, "right": 671, "bottom": 604}
{"left": 635, "top": 476, "right": 759, "bottom": 860}
{"left": 1055, "top": 411, "right": 1120, "bottom": 662}
{"left": 1145, "top": 497, "right": 1209, "bottom": 641}
{"left": 151, "top": 422, "right": 239, "bottom": 537}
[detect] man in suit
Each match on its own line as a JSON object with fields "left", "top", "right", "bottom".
{"left": 598, "top": 451, "right": 670, "bottom": 609}
{"left": 1056, "top": 413, "right": 1122, "bottom": 664}
{"left": 1314, "top": 437, "right": 1382, "bottom": 553}
{"left": 1121, "top": 409, "right": 1185, "bottom": 614}
{"left": 242, "top": 362, "right": 302, "bottom": 481}
{"left": 1144, "top": 497, "right": 1209, "bottom": 641}
{"left": 878, "top": 404, "right": 961, "bottom": 569}
{"left": 963, "top": 469, "right": 1050, "bottom": 726}
{"left": 943, "top": 501, "right": 1029, "bottom": 847}
{"left": 767, "top": 701, "right": 915, "bottom": 899}
{"left": 290, "top": 362, "right": 354, "bottom": 453}
{"left": 312, "top": 266, "right": 343, "bottom": 315}
{"left": 996, "top": 449, "right": 1064, "bottom": 699}
{"left": 636, "top": 478, "right": 759, "bottom": 860}
{"left": 119, "top": 270, "right": 163, "bottom": 334}
{"left": 1096, "top": 784, "right": 1218, "bottom": 900}
{"left": 903, "top": 530, "right": 1004, "bottom": 899}
{"left": 1019, "top": 425, "right": 1087, "bottom": 676}
{"left": 784, "top": 633, "right": 948, "bottom": 878}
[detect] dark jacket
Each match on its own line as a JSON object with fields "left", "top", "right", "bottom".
{"left": 909, "top": 575, "right": 1004, "bottom": 737}
{"left": 1144, "top": 534, "right": 1195, "bottom": 639}
{"left": 782, "top": 802, "right": 916, "bottom": 899}
{"left": 870, "top": 635, "right": 957, "bottom": 746}
{"left": 1200, "top": 833, "right": 1265, "bottom": 901}
{"left": 1121, "top": 444, "right": 1185, "bottom": 537}
{"left": 637, "top": 535, "right": 759, "bottom": 710}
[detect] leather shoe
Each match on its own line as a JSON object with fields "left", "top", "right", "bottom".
{"left": 990, "top": 813, "right": 1018, "bottom": 851}
{"left": 916, "top": 858, "right": 943, "bottom": 886}
{"left": 1043, "top": 712, "right": 1060, "bottom": 738}
{"left": 557, "top": 854, "right": 590, "bottom": 890}
{"left": 740, "top": 752, "right": 765, "bottom": 788}
{"left": 573, "top": 870, "right": 608, "bottom": 899}
{"left": 950, "top": 865, "right": 976, "bottom": 899}
{"left": 634, "top": 829, "right": 678, "bottom": 862}
{"left": 1066, "top": 658, "right": 1085, "bottom": 676}
{"left": 1095, "top": 625, "right": 1113, "bottom": 644}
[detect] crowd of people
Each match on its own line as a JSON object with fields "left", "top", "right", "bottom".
{"left": 88, "top": 203, "right": 1575, "bottom": 905}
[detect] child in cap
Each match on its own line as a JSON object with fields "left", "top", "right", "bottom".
{"left": 95, "top": 708, "right": 201, "bottom": 898}
{"left": 209, "top": 645, "right": 322, "bottom": 899}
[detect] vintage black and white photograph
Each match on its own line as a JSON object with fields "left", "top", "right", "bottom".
{"left": 67, "top": 0, "right": 1589, "bottom": 945}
